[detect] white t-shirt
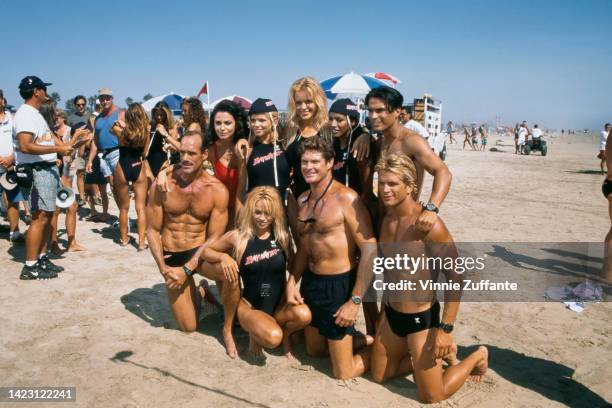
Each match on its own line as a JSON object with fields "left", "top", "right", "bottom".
{"left": 600, "top": 130, "right": 609, "bottom": 151}
{"left": 518, "top": 127, "right": 528, "bottom": 144}
{"left": 13, "top": 103, "right": 57, "bottom": 164}
{"left": 404, "top": 119, "right": 429, "bottom": 139}
{"left": 0, "top": 110, "right": 14, "bottom": 173}
{"left": 532, "top": 128, "right": 542, "bottom": 139}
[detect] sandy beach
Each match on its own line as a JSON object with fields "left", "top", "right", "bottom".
{"left": 1, "top": 133, "right": 610, "bottom": 408}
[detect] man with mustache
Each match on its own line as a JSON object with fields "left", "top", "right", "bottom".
{"left": 146, "top": 130, "right": 241, "bottom": 357}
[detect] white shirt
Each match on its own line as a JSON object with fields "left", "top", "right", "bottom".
{"left": 0, "top": 110, "right": 14, "bottom": 173}
{"left": 601, "top": 130, "right": 609, "bottom": 151}
{"left": 532, "top": 128, "right": 542, "bottom": 139}
{"left": 518, "top": 127, "right": 528, "bottom": 143}
{"left": 13, "top": 103, "right": 57, "bottom": 164}
{"left": 404, "top": 119, "right": 429, "bottom": 139}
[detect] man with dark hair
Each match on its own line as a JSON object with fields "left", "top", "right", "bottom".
{"left": 365, "top": 86, "right": 451, "bottom": 233}
{"left": 286, "top": 135, "right": 376, "bottom": 380}
{"left": 400, "top": 105, "right": 428, "bottom": 139}
{"left": 147, "top": 130, "right": 241, "bottom": 357}
{"left": 67, "top": 95, "right": 92, "bottom": 206}
{"left": 13, "top": 76, "right": 73, "bottom": 279}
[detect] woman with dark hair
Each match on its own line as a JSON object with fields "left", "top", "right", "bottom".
{"left": 181, "top": 97, "right": 208, "bottom": 133}
{"left": 40, "top": 101, "right": 88, "bottom": 253}
{"left": 111, "top": 103, "right": 150, "bottom": 250}
{"left": 148, "top": 101, "right": 178, "bottom": 177}
{"left": 208, "top": 99, "right": 248, "bottom": 225}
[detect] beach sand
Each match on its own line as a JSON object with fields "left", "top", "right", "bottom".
{"left": 1, "top": 133, "right": 610, "bottom": 407}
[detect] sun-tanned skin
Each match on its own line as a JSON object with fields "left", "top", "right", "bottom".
{"left": 286, "top": 147, "right": 377, "bottom": 380}
{"left": 201, "top": 193, "right": 311, "bottom": 360}
{"left": 367, "top": 97, "right": 452, "bottom": 233}
{"left": 146, "top": 133, "right": 241, "bottom": 357}
{"left": 371, "top": 164, "right": 488, "bottom": 403}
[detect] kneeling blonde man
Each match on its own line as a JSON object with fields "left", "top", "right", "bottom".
{"left": 371, "top": 153, "right": 487, "bottom": 404}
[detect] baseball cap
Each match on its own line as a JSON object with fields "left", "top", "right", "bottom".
{"left": 329, "top": 98, "right": 360, "bottom": 122}
{"left": 98, "top": 88, "right": 113, "bottom": 97}
{"left": 19, "top": 76, "right": 52, "bottom": 91}
{"left": 248, "top": 98, "right": 277, "bottom": 115}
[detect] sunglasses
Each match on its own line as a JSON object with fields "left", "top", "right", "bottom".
{"left": 76, "top": 103, "right": 86, "bottom": 107}
{"left": 99, "top": 95, "right": 112, "bottom": 101}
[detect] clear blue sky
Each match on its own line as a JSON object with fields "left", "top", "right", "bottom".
{"left": 2, "top": 0, "right": 610, "bottom": 129}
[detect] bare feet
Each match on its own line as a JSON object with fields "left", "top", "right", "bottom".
{"left": 469, "top": 346, "right": 488, "bottom": 383}
{"left": 67, "top": 242, "right": 86, "bottom": 252}
{"left": 248, "top": 336, "right": 266, "bottom": 361}
{"left": 282, "top": 337, "right": 295, "bottom": 360}
{"left": 223, "top": 328, "right": 238, "bottom": 359}
{"left": 50, "top": 241, "right": 63, "bottom": 255}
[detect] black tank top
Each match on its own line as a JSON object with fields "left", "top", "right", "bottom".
{"left": 285, "top": 134, "right": 309, "bottom": 198}
{"left": 333, "top": 137, "right": 363, "bottom": 195}
{"left": 239, "top": 234, "right": 286, "bottom": 312}
{"left": 247, "top": 141, "right": 290, "bottom": 196}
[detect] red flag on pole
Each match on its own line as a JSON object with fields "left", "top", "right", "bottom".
{"left": 197, "top": 81, "right": 208, "bottom": 98}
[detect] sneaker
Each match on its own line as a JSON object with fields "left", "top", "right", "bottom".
{"left": 38, "top": 255, "right": 64, "bottom": 273}
{"left": 94, "top": 197, "right": 102, "bottom": 206}
{"left": 77, "top": 198, "right": 87, "bottom": 207}
{"left": 20, "top": 264, "right": 57, "bottom": 280}
{"left": 10, "top": 232, "right": 25, "bottom": 245}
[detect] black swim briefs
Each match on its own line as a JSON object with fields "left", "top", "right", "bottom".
{"left": 300, "top": 268, "right": 357, "bottom": 340}
{"left": 384, "top": 301, "right": 440, "bottom": 337}
{"left": 603, "top": 179, "right": 612, "bottom": 198}
{"left": 163, "top": 247, "right": 199, "bottom": 268}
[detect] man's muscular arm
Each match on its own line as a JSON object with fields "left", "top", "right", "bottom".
{"left": 146, "top": 183, "right": 167, "bottom": 277}
{"left": 286, "top": 240, "right": 308, "bottom": 304}
{"left": 424, "top": 217, "right": 461, "bottom": 360}
{"left": 402, "top": 135, "right": 452, "bottom": 232}
{"left": 334, "top": 189, "right": 376, "bottom": 327}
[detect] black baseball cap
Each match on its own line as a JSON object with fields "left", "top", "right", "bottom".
{"left": 248, "top": 98, "right": 277, "bottom": 115}
{"left": 329, "top": 98, "right": 360, "bottom": 122}
{"left": 18, "top": 76, "right": 52, "bottom": 91}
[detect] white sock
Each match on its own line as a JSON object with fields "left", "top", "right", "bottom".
{"left": 25, "top": 260, "right": 37, "bottom": 267}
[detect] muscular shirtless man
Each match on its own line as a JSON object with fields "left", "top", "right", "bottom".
{"left": 371, "top": 153, "right": 487, "bottom": 403}
{"left": 286, "top": 136, "right": 376, "bottom": 380}
{"left": 146, "top": 130, "right": 241, "bottom": 356}
{"left": 365, "top": 86, "right": 451, "bottom": 233}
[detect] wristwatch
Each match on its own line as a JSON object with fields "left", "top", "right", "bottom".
{"left": 423, "top": 202, "right": 439, "bottom": 213}
{"left": 182, "top": 265, "right": 195, "bottom": 277}
{"left": 439, "top": 322, "right": 454, "bottom": 333}
{"left": 351, "top": 295, "right": 362, "bottom": 305}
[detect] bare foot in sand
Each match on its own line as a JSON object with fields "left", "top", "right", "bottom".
{"left": 49, "top": 241, "right": 63, "bottom": 255}
{"left": 469, "top": 346, "right": 488, "bottom": 382}
{"left": 248, "top": 336, "right": 266, "bottom": 361}
{"left": 67, "top": 242, "right": 86, "bottom": 252}
{"left": 282, "top": 337, "right": 295, "bottom": 360}
{"left": 223, "top": 328, "right": 239, "bottom": 359}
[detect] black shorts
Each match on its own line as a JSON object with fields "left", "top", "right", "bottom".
{"left": 603, "top": 179, "right": 612, "bottom": 199}
{"left": 164, "top": 247, "right": 199, "bottom": 267}
{"left": 300, "top": 268, "right": 356, "bottom": 340}
{"left": 384, "top": 301, "right": 440, "bottom": 337}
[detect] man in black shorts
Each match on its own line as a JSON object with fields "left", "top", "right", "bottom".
{"left": 286, "top": 136, "right": 376, "bottom": 380}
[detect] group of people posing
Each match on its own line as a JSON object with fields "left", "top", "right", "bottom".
{"left": 6, "top": 75, "right": 487, "bottom": 404}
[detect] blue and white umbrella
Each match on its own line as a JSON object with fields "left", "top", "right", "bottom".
{"left": 320, "top": 72, "right": 388, "bottom": 100}
{"left": 141, "top": 93, "right": 185, "bottom": 116}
